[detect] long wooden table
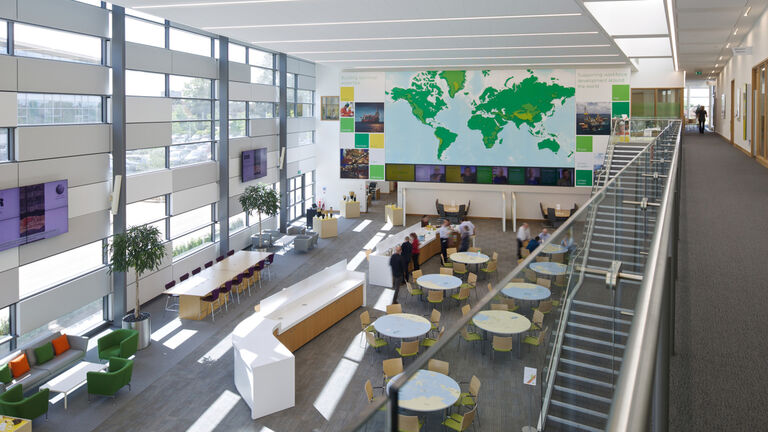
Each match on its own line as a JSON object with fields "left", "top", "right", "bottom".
{"left": 166, "top": 251, "right": 271, "bottom": 320}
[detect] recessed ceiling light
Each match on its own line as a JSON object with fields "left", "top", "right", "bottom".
{"left": 351, "top": 62, "right": 628, "bottom": 69}
{"left": 289, "top": 44, "right": 611, "bottom": 55}
{"left": 745, "top": 6, "right": 752, "bottom": 16}
{"left": 322, "top": 54, "right": 620, "bottom": 63}
{"left": 665, "top": 0, "right": 679, "bottom": 71}
{"left": 252, "top": 31, "right": 600, "bottom": 45}
{"left": 205, "top": 13, "right": 582, "bottom": 30}
{"left": 136, "top": 0, "right": 298, "bottom": 8}
{"left": 719, "top": 56, "right": 723, "bottom": 60}
{"left": 733, "top": 29, "right": 738, "bottom": 35}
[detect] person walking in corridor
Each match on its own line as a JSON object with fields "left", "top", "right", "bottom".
{"left": 696, "top": 105, "right": 708, "bottom": 134}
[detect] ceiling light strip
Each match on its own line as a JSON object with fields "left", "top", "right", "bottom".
{"left": 136, "top": 0, "right": 298, "bottom": 8}
{"left": 289, "top": 44, "right": 611, "bottom": 55}
{"left": 322, "top": 54, "right": 620, "bottom": 63}
{"left": 665, "top": 0, "right": 679, "bottom": 71}
{"left": 350, "top": 62, "right": 628, "bottom": 69}
{"left": 252, "top": 31, "right": 600, "bottom": 44}
{"left": 205, "top": 13, "right": 582, "bottom": 30}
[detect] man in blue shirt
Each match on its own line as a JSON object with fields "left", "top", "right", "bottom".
{"left": 526, "top": 236, "right": 541, "bottom": 253}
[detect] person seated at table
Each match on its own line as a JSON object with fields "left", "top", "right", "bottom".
{"left": 538, "top": 228, "right": 551, "bottom": 243}
{"left": 421, "top": 215, "right": 430, "bottom": 228}
{"left": 390, "top": 245, "right": 404, "bottom": 304}
{"left": 459, "top": 225, "right": 471, "bottom": 252}
{"left": 517, "top": 222, "right": 531, "bottom": 258}
{"left": 526, "top": 236, "right": 541, "bottom": 253}
{"left": 401, "top": 236, "right": 413, "bottom": 281}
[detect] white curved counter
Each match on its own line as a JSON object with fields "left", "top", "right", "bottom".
{"left": 232, "top": 260, "right": 366, "bottom": 419}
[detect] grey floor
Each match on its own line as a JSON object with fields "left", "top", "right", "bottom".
{"left": 669, "top": 132, "right": 768, "bottom": 431}
{"left": 30, "top": 195, "right": 552, "bottom": 432}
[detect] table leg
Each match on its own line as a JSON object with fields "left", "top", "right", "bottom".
{"left": 64, "top": 392, "right": 68, "bottom": 410}
{"left": 517, "top": 334, "right": 522, "bottom": 359}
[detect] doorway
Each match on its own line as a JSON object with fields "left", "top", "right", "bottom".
{"left": 752, "top": 63, "right": 768, "bottom": 163}
{"left": 730, "top": 79, "right": 735, "bottom": 144}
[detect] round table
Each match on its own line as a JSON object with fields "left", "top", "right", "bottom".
{"left": 373, "top": 313, "right": 431, "bottom": 339}
{"left": 386, "top": 370, "right": 461, "bottom": 413}
{"left": 472, "top": 310, "right": 531, "bottom": 335}
{"left": 450, "top": 251, "right": 489, "bottom": 273}
{"left": 416, "top": 274, "right": 462, "bottom": 291}
{"left": 529, "top": 261, "right": 568, "bottom": 276}
{"left": 541, "top": 244, "right": 568, "bottom": 255}
{"left": 502, "top": 282, "right": 551, "bottom": 301}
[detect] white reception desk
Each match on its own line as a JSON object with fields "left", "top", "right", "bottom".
{"left": 232, "top": 260, "right": 366, "bottom": 419}
{"left": 368, "top": 222, "right": 441, "bottom": 287}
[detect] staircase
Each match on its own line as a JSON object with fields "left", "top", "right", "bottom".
{"left": 593, "top": 143, "right": 648, "bottom": 189}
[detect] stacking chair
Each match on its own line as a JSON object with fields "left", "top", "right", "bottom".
{"left": 468, "top": 247, "right": 481, "bottom": 253}
{"left": 440, "top": 255, "right": 453, "bottom": 268}
{"left": 523, "top": 327, "right": 549, "bottom": 350}
{"left": 421, "top": 326, "right": 445, "bottom": 348}
{"left": 451, "top": 287, "right": 471, "bottom": 305}
{"left": 360, "top": 310, "right": 375, "bottom": 333}
{"left": 461, "top": 273, "right": 478, "bottom": 301}
{"left": 491, "top": 336, "right": 514, "bottom": 360}
{"left": 427, "top": 290, "right": 444, "bottom": 311}
{"left": 530, "top": 310, "right": 544, "bottom": 331}
{"left": 459, "top": 327, "right": 483, "bottom": 350}
{"left": 242, "top": 268, "right": 255, "bottom": 296}
{"left": 455, "top": 376, "right": 482, "bottom": 426}
{"left": 521, "top": 248, "right": 530, "bottom": 258}
{"left": 254, "top": 261, "right": 265, "bottom": 289}
{"left": 179, "top": 273, "right": 190, "bottom": 282}
{"left": 163, "top": 281, "right": 178, "bottom": 315}
{"left": 453, "top": 262, "right": 468, "bottom": 278}
{"left": 204, "top": 261, "right": 213, "bottom": 268}
{"left": 534, "top": 300, "right": 553, "bottom": 314}
{"left": 491, "top": 251, "right": 499, "bottom": 262}
{"left": 490, "top": 303, "right": 508, "bottom": 311}
{"left": 412, "top": 269, "right": 423, "bottom": 280}
{"left": 191, "top": 267, "right": 201, "bottom": 275}
{"left": 446, "top": 247, "right": 458, "bottom": 258}
{"left": 480, "top": 260, "right": 497, "bottom": 281}
{"left": 382, "top": 358, "right": 404, "bottom": 386}
{"left": 216, "top": 256, "right": 225, "bottom": 262}
{"left": 461, "top": 304, "right": 471, "bottom": 317}
{"left": 395, "top": 340, "right": 419, "bottom": 362}
{"left": 535, "top": 256, "right": 550, "bottom": 262}
{"left": 536, "top": 277, "right": 552, "bottom": 289}
{"left": 200, "top": 289, "right": 220, "bottom": 321}
{"left": 524, "top": 267, "right": 537, "bottom": 282}
{"left": 399, "top": 415, "right": 422, "bottom": 432}
{"left": 218, "top": 281, "right": 234, "bottom": 311}
{"left": 554, "top": 273, "right": 568, "bottom": 289}
{"left": 405, "top": 281, "right": 423, "bottom": 305}
{"left": 386, "top": 303, "right": 402, "bottom": 314}
{"left": 427, "top": 358, "right": 450, "bottom": 375}
{"left": 366, "top": 331, "right": 388, "bottom": 353}
{"left": 551, "top": 253, "right": 565, "bottom": 263}
{"left": 441, "top": 405, "right": 477, "bottom": 431}
{"left": 428, "top": 309, "right": 441, "bottom": 334}
{"left": 227, "top": 249, "right": 235, "bottom": 256}
{"left": 440, "top": 267, "right": 454, "bottom": 276}
{"left": 503, "top": 298, "right": 520, "bottom": 312}
{"left": 264, "top": 253, "right": 275, "bottom": 280}
{"left": 364, "top": 380, "right": 377, "bottom": 404}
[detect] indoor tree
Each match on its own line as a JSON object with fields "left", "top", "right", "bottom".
{"left": 108, "top": 225, "right": 167, "bottom": 321}
{"left": 239, "top": 183, "right": 280, "bottom": 245}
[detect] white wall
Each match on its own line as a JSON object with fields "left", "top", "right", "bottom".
{"left": 630, "top": 58, "right": 686, "bottom": 88}
{"left": 713, "top": 7, "right": 768, "bottom": 153}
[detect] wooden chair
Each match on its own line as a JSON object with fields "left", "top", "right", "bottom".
{"left": 399, "top": 415, "right": 422, "bottom": 432}
{"left": 459, "top": 327, "right": 483, "bottom": 350}
{"left": 427, "top": 290, "right": 444, "bottom": 310}
{"left": 492, "top": 251, "right": 498, "bottom": 262}
{"left": 491, "top": 336, "right": 514, "bottom": 360}
{"left": 510, "top": 277, "right": 525, "bottom": 283}
{"left": 461, "top": 304, "right": 472, "bottom": 317}
{"left": 451, "top": 287, "right": 471, "bottom": 305}
{"left": 396, "top": 340, "right": 419, "bottom": 361}
{"left": 386, "top": 303, "right": 403, "bottom": 314}
{"left": 360, "top": 310, "right": 375, "bottom": 332}
{"left": 551, "top": 253, "right": 565, "bottom": 263}
{"left": 536, "top": 277, "right": 552, "bottom": 289}
{"left": 446, "top": 247, "right": 458, "bottom": 258}
{"left": 421, "top": 326, "right": 445, "bottom": 348}
{"left": 523, "top": 268, "right": 537, "bottom": 282}
{"left": 441, "top": 255, "right": 453, "bottom": 268}
{"left": 521, "top": 248, "right": 530, "bottom": 258}
{"left": 555, "top": 273, "right": 567, "bottom": 288}
{"left": 405, "top": 281, "right": 423, "bottom": 304}
{"left": 428, "top": 359, "right": 450, "bottom": 375}
{"left": 480, "top": 260, "right": 497, "bottom": 281}
{"left": 535, "top": 256, "right": 550, "bottom": 262}
{"left": 530, "top": 310, "right": 544, "bottom": 331}
{"left": 490, "top": 303, "right": 508, "bottom": 311}
{"left": 382, "top": 358, "right": 404, "bottom": 387}
{"left": 441, "top": 405, "right": 477, "bottom": 431}
{"left": 452, "top": 262, "right": 468, "bottom": 278}
{"left": 523, "top": 327, "right": 549, "bottom": 350}
{"left": 428, "top": 309, "right": 441, "bottom": 336}
{"left": 503, "top": 298, "right": 519, "bottom": 312}
{"left": 468, "top": 247, "right": 481, "bottom": 253}
{"left": 366, "top": 331, "right": 388, "bottom": 352}
{"left": 455, "top": 375, "right": 482, "bottom": 426}
{"left": 534, "top": 300, "right": 553, "bottom": 314}
{"left": 412, "top": 269, "right": 424, "bottom": 280}
{"left": 461, "top": 273, "right": 478, "bottom": 300}
{"left": 440, "top": 267, "right": 454, "bottom": 275}
{"left": 364, "top": 379, "right": 377, "bottom": 404}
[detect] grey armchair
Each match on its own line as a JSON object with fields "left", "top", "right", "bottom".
{"left": 294, "top": 235, "right": 313, "bottom": 253}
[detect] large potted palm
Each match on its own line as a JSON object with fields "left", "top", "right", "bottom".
{"left": 239, "top": 184, "right": 280, "bottom": 248}
{"left": 108, "top": 225, "right": 166, "bottom": 350}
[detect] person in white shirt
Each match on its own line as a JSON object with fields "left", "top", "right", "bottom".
{"left": 517, "top": 223, "right": 531, "bottom": 258}
{"left": 437, "top": 219, "right": 453, "bottom": 261}
{"left": 539, "top": 228, "right": 551, "bottom": 243}
{"left": 458, "top": 218, "right": 476, "bottom": 247}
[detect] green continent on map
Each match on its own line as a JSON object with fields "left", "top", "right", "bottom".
{"left": 434, "top": 126, "right": 458, "bottom": 160}
{"left": 389, "top": 71, "right": 447, "bottom": 126}
{"left": 537, "top": 138, "right": 560, "bottom": 153}
{"left": 438, "top": 71, "right": 466, "bottom": 98}
{"left": 468, "top": 73, "right": 575, "bottom": 151}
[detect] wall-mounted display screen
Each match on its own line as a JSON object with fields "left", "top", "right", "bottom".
{"left": 241, "top": 148, "right": 268, "bottom": 182}
{"left": 385, "top": 164, "right": 574, "bottom": 187}
{"left": 0, "top": 180, "right": 69, "bottom": 252}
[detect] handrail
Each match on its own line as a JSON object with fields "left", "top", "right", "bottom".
{"left": 605, "top": 121, "right": 681, "bottom": 431}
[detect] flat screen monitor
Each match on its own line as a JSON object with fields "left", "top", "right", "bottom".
{"left": 414, "top": 165, "right": 445, "bottom": 182}
{"left": 0, "top": 180, "right": 68, "bottom": 252}
{"left": 241, "top": 148, "right": 268, "bottom": 182}
{"left": 446, "top": 166, "right": 477, "bottom": 183}
{"left": 386, "top": 164, "right": 415, "bottom": 182}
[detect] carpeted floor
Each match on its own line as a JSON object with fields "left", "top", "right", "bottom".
{"left": 670, "top": 132, "right": 768, "bottom": 431}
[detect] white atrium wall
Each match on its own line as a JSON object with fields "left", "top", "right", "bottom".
{"left": 630, "top": 58, "right": 685, "bottom": 88}
{"left": 714, "top": 6, "right": 768, "bottom": 153}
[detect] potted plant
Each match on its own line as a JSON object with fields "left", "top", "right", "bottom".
{"left": 108, "top": 225, "right": 166, "bottom": 350}
{"left": 239, "top": 183, "right": 280, "bottom": 248}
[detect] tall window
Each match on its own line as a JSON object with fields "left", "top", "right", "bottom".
{"left": 229, "top": 43, "right": 246, "bottom": 63}
{"left": 13, "top": 23, "right": 102, "bottom": 65}
{"left": 251, "top": 67, "right": 274, "bottom": 86}
{"left": 169, "top": 28, "right": 211, "bottom": 57}
{"left": 126, "top": 70, "right": 165, "bottom": 97}
{"left": 297, "top": 89, "right": 314, "bottom": 117}
{"left": 127, "top": 196, "right": 168, "bottom": 238}
{"left": 229, "top": 101, "right": 246, "bottom": 138}
{"left": 0, "top": 20, "right": 7, "bottom": 54}
{"left": 288, "top": 175, "right": 302, "bottom": 221}
{"left": 169, "top": 75, "right": 214, "bottom": 168}
{"left": 126, "top": 147, "right": 166, "bottom": 175}
{"left": 304, "top": 171, "right": 315, "bottom": 212}
{"left": 17, "top": 93, "right": 102, "bottom": 125}
{"left": 0, "top": 129, "right": 9, "bottom": 162}
{"left": 18, "top": 298, "right": 104, "bottom": 349}
{"left": 229, "top": 212, "right": 246, "bottom": 233}
{"left": 126, "top": 17, "right": 165, "bottom": 48}
{"left": 18, "top": 240, "right": 105, "bottom": 299}
{"left": 171, "top": 205, "right": 214, "bottom": 258}
{"left": 249, "top": 48, "right": 273, "bottom": 69}
{"left": 170, "top": 142, "right": 212, "bottom": 168}
{"left": 249, "top": 102, "right": 275, "bottom": 119}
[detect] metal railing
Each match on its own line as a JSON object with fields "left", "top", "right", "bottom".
{"left": 343, "top": 119, "right": 682, "bottom": 432}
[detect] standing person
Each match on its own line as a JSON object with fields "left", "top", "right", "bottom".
{"left": 696, "top": 105, "right": 708, "bottom": 134}
{"left": 517, "top": 222, "right": 531, "bottom": 259}
{"left": 401, "top": 237, "right": 413, "bottom": 282}
{"left": 438, "top": 219, "right": 453, "bottom": 261}
{"left": 389, "top": 246, "right": 404, "bottom": 304}
{"left": 539, "top": 228, "right": 551, "bottom": 243}
{"left": 459, "top": 217, "right": 476, "bottom": 247}
{"left": 421, "top": 215, "right": 430, "bottom": 228}
{"left": 459, "top": 225, "right": 470, "bottom": 252}
{"left": 410, "top": 232, "right": 421, "bottom": 271}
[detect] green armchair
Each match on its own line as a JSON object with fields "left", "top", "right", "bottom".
{"left": 97, "top": 329, "right": 139, "bottom": 360}
{"left": 87, "top": 357, "right": 133, "bottom": 399}
{"left": 0, "top": 385, "right": 49, "bottom": 420}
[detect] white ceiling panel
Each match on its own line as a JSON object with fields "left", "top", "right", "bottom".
{"left": 615, "top": 37, "right": 672, "bottom": 57}
{"left": 584, "top": 0, "right": 668, "bottom": 36}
